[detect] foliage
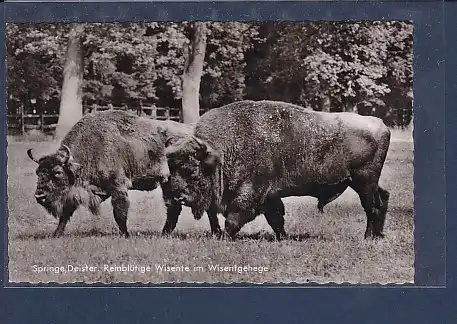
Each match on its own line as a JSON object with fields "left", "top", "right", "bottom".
{"left": 245, "top": 21, "right": 413, "bottom": 126}
{"left": 6, "top": 21, "right": 413, "bottom": 126}
{"left": 6, "top": 24, "right": 68, "bottom": 113}
{"left": 200, "top": 22, "right": 261, "bottom": 109}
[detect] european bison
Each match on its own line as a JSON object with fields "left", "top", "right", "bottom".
{"left": 165, "top": 100, "right": 391, "bottom": 240}
{"left": 160, "top": 121, "right": 222, "bottom": 236}
{"left": 27, "top": 110, "right": 181, "bottom": 238}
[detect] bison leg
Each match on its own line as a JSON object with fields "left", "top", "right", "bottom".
{"left": 54, "top": 218, "right": 68, "bottom": 238}
{"left": 262, "top": 197, "right": 287, "bottom": 241}
{"left": 351, "top": 178, "right": 389, "bottom": 239}
{"left": 208, "top": 205, "right": 222, "bottom": 237}
{"left": 374, "top": 186, "right": 390, "bottom": 236}
{"left": 162, "top": 198, "right": 182, "bottom": 235}
{"left": 53, "top": 205, "right": 76, "bottom": 237}
{"left": 111, "top": 188, "right": 130, "bottom": 238}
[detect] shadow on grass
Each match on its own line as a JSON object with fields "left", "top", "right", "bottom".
{"left": 13, "top": 228, "right": 213, "bottom": 241}
{"left": 14, "top": 228, "right": 116, "bottom": 241}
{"left": 14, "top": 228, "right": 326, "bottom": 242}
{"left": 237, "top": 231, "right": 326, "bottom": 242}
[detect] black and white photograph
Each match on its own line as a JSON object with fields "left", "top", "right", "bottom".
{"left": 6, "top": 21, "right": 413, "bottom": 284}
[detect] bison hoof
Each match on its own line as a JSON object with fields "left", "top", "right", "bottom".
{"left": 224, "top": 230, "right": 238, "bottom": 240}
{"left": 364, "top": 232, "right": 385, "bottom": 240}
{"left": 161, "top": 230, "right": 172, "bottom": 237}
{"left": 213, "top": 231, "right": 228, "bottom": 240}
{"left": 211, "top": 227, "right": 223, "bottom": 238}
{"left": 275, "top": 232, "right": 288, "bottom": 241}
{"left": 53, "top": 230, "right": 64, "bottom": 238}
{"left": 222, "top": 230, "right": 237, "bottom": 241}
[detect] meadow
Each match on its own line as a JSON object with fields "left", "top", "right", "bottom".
{"left": 7, "top": 130, "right": 414, "bottom": 284}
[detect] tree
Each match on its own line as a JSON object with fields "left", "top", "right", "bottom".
{"left": 245, "top": 21, "right": 412, "bottom": 126}
{"left": 6, "top": 24, "right": 68, "bottom": 115}
{"left": 181, "top": 22, "right": 207, "bottom": 124}
{"left": 56, "top": 25, "right": 85, "bottom": 139}
{"left": 6, "top": 22, "right": 412, "bottom": 129}
{"left": 200, "top": 22, "right": 261, "bottom": 109}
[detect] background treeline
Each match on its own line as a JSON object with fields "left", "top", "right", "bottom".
{"left": 6, "top": 21, "right": 413, "bottom": 127}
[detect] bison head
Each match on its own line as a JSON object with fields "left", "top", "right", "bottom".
{"left": 165, "top": 136, "right": 222, "bottom": 219}
{"left": 27, "top": 145, "right": 82, "bottom": 218}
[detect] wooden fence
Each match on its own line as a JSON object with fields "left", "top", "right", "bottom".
{"left": 7, "top": 103, "right": 194, "bottom": 135}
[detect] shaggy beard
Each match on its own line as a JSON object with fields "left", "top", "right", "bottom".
{"left": 189, "top": 183, "right": 213, "bottom": 220}
{"left": 42, "top": 199, "right": 64, "bottom": 220}
{"left": 191, "top": 197, "right": 211, "bottom": 220}
{"left": 41, "top": 186, "right": 102, "bottom": 219}
{"left": 190, "top": 166, "right": 224, "bottom": 220}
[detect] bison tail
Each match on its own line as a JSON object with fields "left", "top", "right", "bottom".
{"left": 378, "top": 186, "right": 390, "bottom": 202}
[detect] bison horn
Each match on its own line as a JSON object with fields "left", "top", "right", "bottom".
{"left": 61, "top": 144, "right": 72, "bottom": 163}
{"left": 165, "top": 137, "right": 176, "bottom": 148}
{"left": 27, "top": 149, "right": 39, "bottom": 163}
{"left": 193, "top": 136, "right": 219, "bottom": 156}
{"left": 192, "top": 136, "right": 206, "bottom": 148}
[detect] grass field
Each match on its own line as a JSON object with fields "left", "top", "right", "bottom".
{"left": 7, "top": 131, "right": 414, "bottom": 284}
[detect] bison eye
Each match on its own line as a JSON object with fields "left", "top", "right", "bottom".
{"left": 54, "top": 170, "right": 64, "bottom": 178}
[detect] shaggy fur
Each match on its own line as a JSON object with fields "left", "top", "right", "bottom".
{"left": 29, "top": 110, "right": 174, "bottom": 238}
{"left": 153, "top": 119, "right": 222, "bottom": 236}
{"left": 161, "top": 135, "right": 223, "bottom": 236}
{"left": 165, "top": 100, "right": 391, "bottom": 240}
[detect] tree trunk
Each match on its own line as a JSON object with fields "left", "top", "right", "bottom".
{"left": 55, "top": 25, "right": 84, "bottom": 140}
{"left": 182, "top": 22, "right": 207, "bottom": 124}
{"left": 319, "top": 95, "right": 331, "bottom": 112}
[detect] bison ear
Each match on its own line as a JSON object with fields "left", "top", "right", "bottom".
{"left": 193, "top": 138, "right": 221, "bottom": 170}
{"left": 202, "top": 147, "right": 221, "bottom": 170}
{"left": 67, "top": 160, "right": 82, "bottom": 175}
{"left": 58, "top": 144, "right": 73, "bottom": 164}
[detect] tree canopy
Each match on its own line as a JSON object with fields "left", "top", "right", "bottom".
{"left": 6, "top": 21, "right": 413, "bottom": 127}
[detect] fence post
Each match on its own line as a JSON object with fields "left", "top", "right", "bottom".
{"left": 138, "top": 100, "right": 143, "bottom": 116}
{"left": 19, "top": 103, "right": 25, "bottom": 135}
{"left": 151, "top": 106, "right": 157, "bottom": 119}
{"left": 164, "top": 107, "right": 170, "bottom": 120}
{"left": 40, "top": 110, "right": 44, "bottom": 132}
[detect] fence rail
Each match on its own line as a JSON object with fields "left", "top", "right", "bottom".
{"left": 7, "top": 104, "right": 196, "bottom": 135}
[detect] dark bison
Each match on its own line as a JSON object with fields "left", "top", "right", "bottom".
{"left": 27, "top": 110, "right": 190, "bottom": 238}
{"left": 165, "top": 100, "right": 391, "bottom": 240}
{"left": 160, "top": 122, "right": 222, "bottom": 236}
